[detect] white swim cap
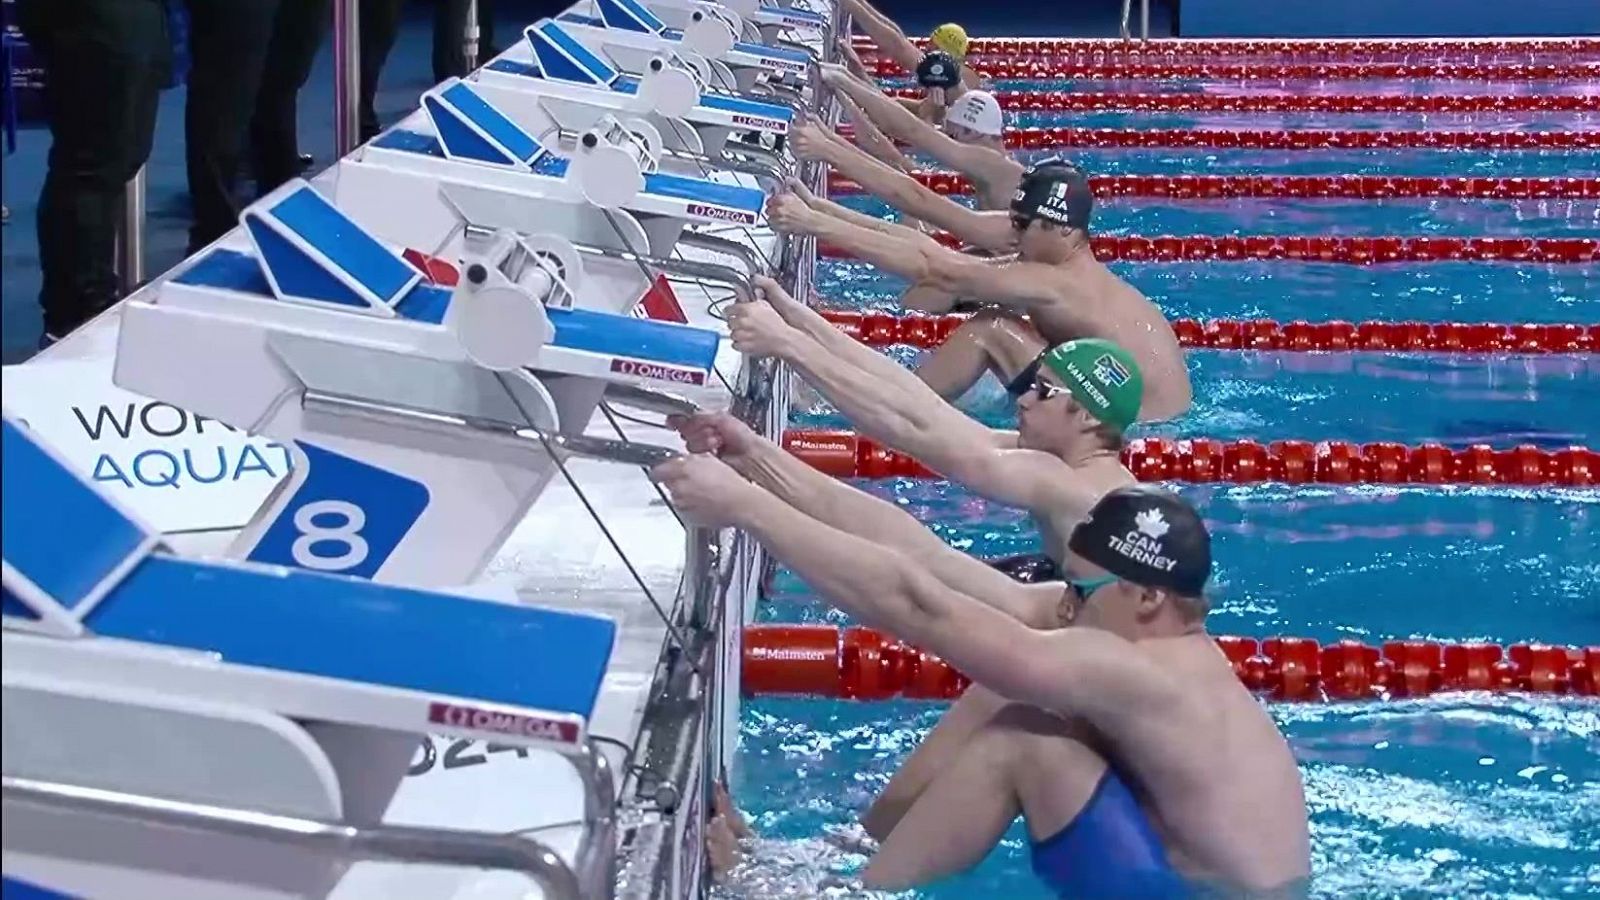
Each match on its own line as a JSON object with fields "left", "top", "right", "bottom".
{"left": 947, "top": 90, "right": 1003, "bottom": 137}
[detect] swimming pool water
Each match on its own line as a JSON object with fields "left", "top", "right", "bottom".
{"left": 886, "top": 77, "right": 1600, "bottom": 99}
{"left": 787, "top": 351, "right": 1600, "bottom": 447}
{"left": 816, "top": 259, "right": 1600, "bottom": 324}
{"left": 841, "top": 194, "right": 1600, "bottom": 236}
{"left": 1010, "top": 149, "right": 1600, "bottom": 179}
{"left": 725, "top": 68, "right": 1600, "bottom": 900}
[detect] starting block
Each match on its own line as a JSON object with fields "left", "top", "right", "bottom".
{"left": 114, "top": 179, "right": 712, "bottom": 587}
{"left": 555, "top": 0, "right": 814, "bottom": 89}
{"left": 345, "top": 76, "right": 768, "bottom": 258}
{"left": 3, "top": 413, "right": 617, "bottom": 898}
{"left": 476, "top": 17, "right": 794, "bottom": 154}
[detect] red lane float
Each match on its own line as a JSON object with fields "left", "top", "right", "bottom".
{"left": 817, "top": 234, "right": 1600, "bottom": 264}
{"left": 817, "top": 310, "right": 1600, "bottom": 355}
{"left": 860, "top": 57, "right": 1600, "bottom": 82}
{"left": 827, "top": 172, "right": 1600, "bottom": 200}
{"left": 853, "top": 36, "right": 1600, "bottom": 59}
{"left": 743, "top": 625, "right": 1600, "bottom": 702}
{"left": 882, "top": 88, "right": 1597, "bottom": 113}
{"left": 781, "top": 430, "right": 1600, "bottom": 487}
{"left": 834, "top": 124, "right": 1600, "bottom": 151}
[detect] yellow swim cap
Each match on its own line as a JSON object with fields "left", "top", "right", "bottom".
{"left": 929, "top": 23, "right": 969, "bottom": 60}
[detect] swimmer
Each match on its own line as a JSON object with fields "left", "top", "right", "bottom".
{"left": 838, "top": 0, "right": 983, "bottom": 111}
{"left": 815, "top": 62, "right": 1018, "bottom": 211}
{"left": 767, "top": 160, "right": 1194, "bottom": 420}
{"left": 653, "top": 453, "right": 1313, "bottom": 897}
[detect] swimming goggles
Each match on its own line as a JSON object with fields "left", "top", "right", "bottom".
{"left": 1067, "top": 573, "right": 1118, "bottom": 602}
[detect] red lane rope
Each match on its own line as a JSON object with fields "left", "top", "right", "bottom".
{"left": 832, "top": 124, "right": 1600, "bottom": 151}
{"left": 743, "top": 624, "right": 1600, "bottom": 702}
{"left": 853, "top": 36, "right": 1600, "bottom": 59}
{"left": 860, "top": 57, "right": 1600, "bottom": 82}
{"left": 826, "top": 172, "right": 1600, "bottom": 200}
{"left": 818, "top": 234, "right": 1600, "bottom": 264}
{"left": 881, "top": 88, "right": 1598, "bottom": 113}
{"left": 817, "top": 310, "right": 1600, "bottom": 355}
{"left": 780, "top": 430, "right": 1600, "bottom": 486}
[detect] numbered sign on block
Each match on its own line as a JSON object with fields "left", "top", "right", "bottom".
{"left": 238, "top": 443, "right": 431, "bottom": 580}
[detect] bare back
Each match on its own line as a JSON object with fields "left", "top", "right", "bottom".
{"left": 1104, "top": 636, "right": 1311, "bottom": 891}
{"left": 1031, "top": 256, "right": 1193, "bottom": 421}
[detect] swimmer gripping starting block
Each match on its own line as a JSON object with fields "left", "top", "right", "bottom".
{"left": 115, "top": 179, "right": 707, "bottom": 587}
{"left": 2, "top": 413, "right": 616, "bottom": 898}
{"left": 351, "top": 76, "right": 768, "bottom": 233}
{"left": 475, "top": 18, "right": 794, "bottom": 141}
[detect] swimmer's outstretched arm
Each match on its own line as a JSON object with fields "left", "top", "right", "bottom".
{"left": 771, "top": 192, "right": 1073, "bottom": 320}
{"left": 799, "top": 121, "right": 1014, "bottom": 252}
{"left": 838, "top": 0, "right": 986, "bottom": 90}
{"left": 822, "top": 65, "right": 1005, "bottom": 180}
{"left": 785, "top": 176, "right": 923, "bottom": 239}
{"left": 838, "top": 0, "right": 926, "bottom": 77}
{"left": 678, "top": 409, "right": 1054, "bottom": 621}
{"left": 836, "top": 90, "right": 915, "bottom": 173}
{"left": 708, "top": 477, "right": 1179, "bottom": 727}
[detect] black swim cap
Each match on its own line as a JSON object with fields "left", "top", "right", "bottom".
{"left": 1010, "top": 158, "right": 1093, "bottom": 232}
{"left": 1067, "top": 485, "right": 1211, "bottom": 597}
{"left": 915, "top": 51, "right": 962, "bottom": 89}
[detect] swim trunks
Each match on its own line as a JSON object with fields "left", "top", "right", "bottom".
{"left": 987, "top": 552, "right": 1059, "bottom": 583}
{"left": 1031, "top": 768, "right": 1189, "bottom": 899}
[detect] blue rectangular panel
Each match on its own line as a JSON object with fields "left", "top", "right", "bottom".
{"left": 643, "top": 172, "right": 765, "bottom": 215}
{"left": 760, "top": 5, "right": 825, "bottom": 24}
{"left": 174, "top": 248, "right": 275, "bottom": 295}
{"left": 371, "top": 129, "right": 447, "bottom": 158}
{"left": 269, "top": 189, "right": 415, "bottom": 306}
{"left": 536, "top": 22, "right": 617, "bottom": 84}
{"left": 487, "top": 59, "right": 539, "bottom": 78}
{"left": 245, "top": 443, "right": 430, "bottom": 580}
{"left": 733, "top": 41, "right": 808, "bottom": 63}
{"left": 612, "top": 0, "right": 665, "bottom": 32}
{"left": 547, "top": 307, "right": 720, "bottom": 371}
{"left": 1, "top": 419, "right": 152, "bottom": 612}
{"left": 87, "top": 555, "right": 616, "bottom": 719}
{"left": 698, "top": 93, "right": 793, "bottom": 122}
{"left": 439, "top": 82, "right": 543, "bottom": 165}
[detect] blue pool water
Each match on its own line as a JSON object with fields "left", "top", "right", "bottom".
{"left": 1003, "top": 149, "right": 1600, "bottom": 178}
{"left": 887, "top": 78, "right": 1600, "bottom": 99}
{"left": 725, "top": 78, "right": 1600, "bottom": 899}
{"left": 1011, "top": 111, "right": 1600, "bottom": 131}
{"left": 787, "top": 350, "right": 1600, "bottom": 447}
{"left": 817, "top": 259, "right": 1600, "bottom": 324}
{"left": 840, "top": 194, "right": 1600, "bottom": 236}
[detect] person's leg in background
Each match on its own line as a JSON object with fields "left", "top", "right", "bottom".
{"left": 16, "top": 0, "right": 169, "bottom": 343}
{"left": 358, "top": 0, "right": 404, "bottom": 142}
{"left": 432, "top": 0, "right": 495, "bottom": 82}
{"left": 249, "top": 0, "right": 332, "bottom": 196}
{"left": 183, "top": 0, "right": 277, "bottom": 254}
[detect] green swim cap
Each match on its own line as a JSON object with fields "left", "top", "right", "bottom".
{"left": 1039, "top": 339, "right": 1143, "bottom": 432}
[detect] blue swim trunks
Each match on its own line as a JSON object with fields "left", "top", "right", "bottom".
{"left": 1030, "top": 768, "right": 1191, "bottom": 899}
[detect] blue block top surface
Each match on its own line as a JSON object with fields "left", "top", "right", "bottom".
{"left": 644, "top": 171, "right": 765, "bottom": 215}
{"left": 266, "top": 188, "right": 417, "bottom": 305}
{"left": 86, "top": 555, "right": 616, "bottom": 720}
{"left": 173, "top": 248, "right": 454, "bottom": 322}
{"left": 438, "top": 81, "right": 544, "bottom": 165}
{"left": 2, "top": 418, "right": 154, "bottom": 614}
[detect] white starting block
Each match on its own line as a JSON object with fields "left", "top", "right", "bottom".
{"left": 476, "top": 18, "right": 795, "bottom": 149}
{"left": 629, "top": 0, "right": 829, "bottom": 41}
{"left": 2, "top": 413, "right": 617, "bottom": 899}
{"left": 556, "top": 0, "right": 814, "bottom": 87}
{"left": 113, "top": 179, "right": 713, "bottom": 588}
{"left": 348, "top": 77, "right": 769, "bottom": 259}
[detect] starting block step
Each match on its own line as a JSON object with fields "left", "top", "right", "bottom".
{"left": 3, "top": 412, "right": 616, "bottom": 748}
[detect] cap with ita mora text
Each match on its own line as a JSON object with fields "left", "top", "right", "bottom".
{"left": 1067, "top": 485, "right": 1211, "bottom": 597}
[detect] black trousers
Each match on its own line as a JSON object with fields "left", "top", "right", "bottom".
{"left": 16, "top": 0, "right": 170, "bottom": 337}
{"left": 184, "top": 0, "right": 329, "bottom": 253}
{"left": 358, "top": 0, "right": 404, "bottom": 141}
